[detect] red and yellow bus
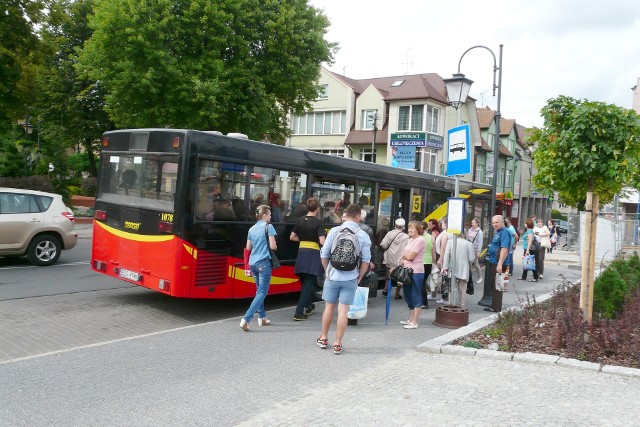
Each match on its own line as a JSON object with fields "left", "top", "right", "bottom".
{"left": 91, "top": 129, "right": 491, "bottom": 298}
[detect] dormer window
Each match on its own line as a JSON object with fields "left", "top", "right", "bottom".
{"left": 391, "top": 80, "right": 404, "bottom": 87}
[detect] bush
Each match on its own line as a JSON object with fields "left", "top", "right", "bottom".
{"left": 0, "top": 176, "right": 54, "bottom": 192}
{"left": 81, "top": 177, "right": 97, "bottom": 197}
{"left": 594, "top": 265, "right": 628, "bottom": 319}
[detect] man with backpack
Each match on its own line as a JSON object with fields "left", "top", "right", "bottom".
{"left": 317, "top": 203, "right": 372, "bottom": 355}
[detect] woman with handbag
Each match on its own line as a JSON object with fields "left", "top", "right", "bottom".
{"left": 397, "top": 221, "right": 426, "bottom": 329}
{"left": 517, "top": 218, "right": 539, "bottom": 282}
{"left": 533, "top": 219, "right": 550, "bottom": 279}
{"left": 240, "top": 204, "right": 278, "bottom": 331}
{"left": 380, "top": 218, "right": 410, "bottom": 299}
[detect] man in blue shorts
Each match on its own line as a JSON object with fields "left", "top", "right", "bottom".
{"left": 317, "top": 203, "right": 371, "bottom": 355}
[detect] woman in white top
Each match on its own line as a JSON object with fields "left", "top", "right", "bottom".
{"left": 466, "top": 218, "right": 484, "bottom": 283}
{"left": 532, "top": 219, "right": 550, "bottom": 279}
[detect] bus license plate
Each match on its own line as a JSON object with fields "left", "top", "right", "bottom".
{"left": 119, "top": 268, "right": 140, "bottom": 281}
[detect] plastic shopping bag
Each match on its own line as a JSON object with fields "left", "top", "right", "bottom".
{"left": 523, "top": 254, "right": 536, "bottom": 271}
{"left": 348, "top": 286, "right": 369, "bottom": 320}
{"left": 495, "top": 272, "right": 505, "bottom": 291}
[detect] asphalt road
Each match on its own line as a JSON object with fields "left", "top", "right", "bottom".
{"left": 0, "top": 237, "right": 582, "bottom": 425}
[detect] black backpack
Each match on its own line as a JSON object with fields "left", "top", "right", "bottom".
{"left": 329, "top": 227, "right": 361, "bottom": 271}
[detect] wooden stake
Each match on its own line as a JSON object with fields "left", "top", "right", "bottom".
{"left": 587, "top": 193, "right": 599, "bottom": 322}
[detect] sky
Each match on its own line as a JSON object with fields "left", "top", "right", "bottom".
{"left": 310, "top": 0, "right": 640, "bottom": 128}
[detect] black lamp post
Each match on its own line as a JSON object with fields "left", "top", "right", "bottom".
{"left": 446, "top": 44, "right": 504, "bottom": 307}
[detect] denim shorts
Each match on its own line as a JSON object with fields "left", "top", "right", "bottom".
{"left": 322, "top": 278, "right": 357, "bottom": 305}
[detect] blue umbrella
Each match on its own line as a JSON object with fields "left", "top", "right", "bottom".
{"left": 385, "top": 278, "right": 392, "bottom": 324}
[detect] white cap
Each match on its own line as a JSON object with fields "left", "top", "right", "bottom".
{"left": 395, "top": 218, "right": 406, "bottom": 227}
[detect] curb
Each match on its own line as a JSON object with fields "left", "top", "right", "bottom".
{"left": 416, "top": 282, "right": 640, "bottom": 378}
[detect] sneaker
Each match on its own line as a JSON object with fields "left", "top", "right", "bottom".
{"left": 539, "top": 274, "right": 543, "bottom": 279}
{"left": 420, "top": 305, "right": 428, "bottom": 309}
{"left": 399, "top": 320, "right": 410, "bottom": 325}
{"left": 436, "top": 299, "right": 448, "bottom": 304}
{"left": 426, "top": 294, "right": 436, "bottom": 300}
{"left": 293, "top": 314, "right": 309, "bottom": 321}
{"left": 303, "top": 306, "right": 314, "bottom": 316}
{"left": 403, "top": 322, "right": 418, "bottom": 329}
{"left": 316, "top": 337, "right": 328, "bottom": 349}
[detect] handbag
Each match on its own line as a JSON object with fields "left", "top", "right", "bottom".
{"left": 390, "top": 266, "right": 413, "bottom": 284}
{"left": 529, "top": 238, "right": 540, "bottom": 252}
{"left": 264, "top": 225, "right": 281, "bottom": 269}
{"left": 541, "top": 235, "right": 551, "bottom": 249}
{"left": 466, "top": 280, "right": 474, "bottom": 295}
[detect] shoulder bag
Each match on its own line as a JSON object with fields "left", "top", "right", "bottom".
{"left": 390, "top": 265, "right": 413, "bottom": 284}
{"left": 264, "top": 225, "right": 281, "bottom": 269}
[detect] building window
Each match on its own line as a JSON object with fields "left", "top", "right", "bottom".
{"left": 398, "top": 105, "right": 424, "bottom": 131}
{"left": 360, "top": 148, "right": 376, "bottom": 163}
{"left": 508, "top": 138, "right": 514, "bottom": 152}
{"left": 427, "top": 105, "right": 440, "bottom": 133}
{"left": 291, "top": 111, "right": 346, "bottom": 135}
{"left": 318, "top": 84, "right": 328, "bottom": 99}
{"left": 498, "top": 168, "right": 505, "bottom": 188}
{"left": 488, "top": 133, "right": 495, "bottom": 150}
{"left": 417, "top": 148, "right": 437, "bottom": 173}
{"left": 506, "top": 169, "right": 512, "bottom": 187}
{"left": 362, "top": 109, "right": 377, "bottom": 130}
{"left": 476, "top": 164, "right": 486, "bottom": 183}
{"left": 310, "top": 149, "right": 345, "bottom": 157}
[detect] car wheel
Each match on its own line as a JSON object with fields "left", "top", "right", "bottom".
{"left": 27, "top": 234, "right": 61, "bottom": 266}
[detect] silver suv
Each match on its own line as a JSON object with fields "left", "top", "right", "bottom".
{"left": 0, "top": 188, "right": 78, "bottom": 265}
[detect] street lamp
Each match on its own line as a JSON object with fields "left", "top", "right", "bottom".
{"left": 445, "top": 44, "right": 503, "bottom": 307}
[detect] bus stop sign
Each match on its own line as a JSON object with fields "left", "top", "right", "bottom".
{"left": 446, "top": 124, "right": 471, "bottom": 176}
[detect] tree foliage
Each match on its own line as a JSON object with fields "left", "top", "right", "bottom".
{"left": 529, "top": 95, "right": 640, "bottom": 206}
{"left": 36, "top": 0, "right": 113, "bottom": 177}
{"left": 77, "top": 0, "right": 336, "bottom": 143}
{"left": 0, "top": 0, "right": 48, "bottom": 122}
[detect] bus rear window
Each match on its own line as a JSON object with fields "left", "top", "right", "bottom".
{"left": 98, "top": 154, "right": 178, "bottom": 211}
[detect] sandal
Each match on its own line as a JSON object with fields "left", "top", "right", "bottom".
{"left": 399, "top": 320, "right": 410, "bottom": 325}
{"left": 316, "top": 337, "right": 328, "bottom": 349}
{"left": 332, "top": 344, "right": 343, "bottom": 355}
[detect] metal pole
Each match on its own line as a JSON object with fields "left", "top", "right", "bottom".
{"left": 449, "top": 107, "right": 462, "bottom": 306}
{"left": 371, "top": 121, "right": 377, "bottom": 163}
{"left": 479, "top": 44, "right": 503, "bottom": 307}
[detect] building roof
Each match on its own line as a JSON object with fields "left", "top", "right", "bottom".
{"left": 326, "top": 69, "right": 449, "bottom": 105}
{"left": 344, "top": 127, "right": 390, "bottom": 145}
{"left": 477, "top": 106, "right": 496, "bottom": 128}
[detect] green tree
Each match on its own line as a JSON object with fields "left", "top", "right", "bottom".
{"left": 37, "top": 0, "right": 113, "bottom": 177}
{"left": 529, "top": 95, "right": 640, "bottom": 320}
{"left": 77, "top": 0, "right": 336, "bottom": 143}
{"left": 0, "top": 0, "right": 47, "bottom": 122}
{"left": 530, "top": 96, "right": 640, "bottom": 207}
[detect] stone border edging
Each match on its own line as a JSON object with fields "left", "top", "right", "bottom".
{"left": 416, "top": 285, "right": 640, "bottom": 378}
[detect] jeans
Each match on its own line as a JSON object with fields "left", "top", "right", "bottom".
{"left": 404, "top": 273, "right": 424, "bottom": 309}
{"left": 295, "top": 273, "right": 316, "bottom": 316}
{"left": 243, "top": 259, "right": 272, "bottom": 322}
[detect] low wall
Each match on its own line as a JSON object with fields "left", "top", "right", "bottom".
{"left": 71, "top": 195, "right": 95, "bottom": 208}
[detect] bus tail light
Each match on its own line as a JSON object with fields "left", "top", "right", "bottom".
{"left": 159, "top": 279, "right": 170, "bottom": 291}
{"left": 95, "top": 210, "right": 107, "bottom": 221}
{"left": 158, "top": 221, "right": 173, "bottom": 233}
{"left": 172, "top": 136, "right": 181, "bottom": 149}
{"left": 93, "top": 260, "right": 107, "bottom": 272}
{"left": 102, "top": 137, "right": 109, "bottom": 147}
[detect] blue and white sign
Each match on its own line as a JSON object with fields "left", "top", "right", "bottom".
{"left": 446, "top": 124, "right": 471, "bottom": 176}
{"left": 391, "top": 145, "right": 416, "bottom": 169}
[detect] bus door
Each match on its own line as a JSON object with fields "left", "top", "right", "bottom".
{"left": 376, "top": 187, "right": 410, "bottom": 231}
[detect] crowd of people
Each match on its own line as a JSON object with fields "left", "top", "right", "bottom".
{"left": 240, "top": 198, "right": 561, "bottom": 354}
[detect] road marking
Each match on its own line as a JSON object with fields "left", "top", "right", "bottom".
{"left": 0, "top": 261, "right": 90, "bottom": 271}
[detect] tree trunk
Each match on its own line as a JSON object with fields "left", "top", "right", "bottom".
{"left": 580, "top": 191, "right": 599, "bottom": 321}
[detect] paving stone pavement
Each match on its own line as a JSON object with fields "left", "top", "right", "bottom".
{"left": 238, "top": 351, "right": 640, "bottom": 426}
